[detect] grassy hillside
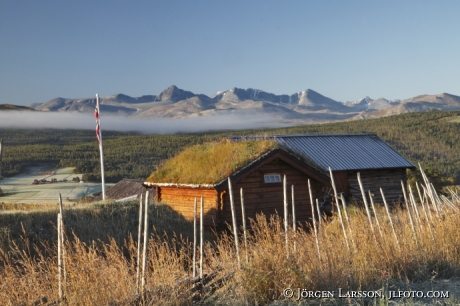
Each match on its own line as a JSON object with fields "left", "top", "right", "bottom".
{"left": 0, "top": 110, "right": 459, "bottom": 183}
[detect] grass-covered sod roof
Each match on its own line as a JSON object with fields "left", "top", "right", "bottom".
{"left": 146, "top": 140, "right": 278, "bottom": 184}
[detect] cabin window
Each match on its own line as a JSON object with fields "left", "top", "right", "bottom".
{"left": 264, "top": 174, "right": 281, "bottom": 183}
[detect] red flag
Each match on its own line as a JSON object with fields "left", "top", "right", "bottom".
{"left": 95, "top": 99, "right": 100, "bottom": 143}
{"left": 96, "top": 123, "right": 100, "bottom": 143}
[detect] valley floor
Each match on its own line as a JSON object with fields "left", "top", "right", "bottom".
{"left": 0, "top": 166, "right": 112, "bottom": 204}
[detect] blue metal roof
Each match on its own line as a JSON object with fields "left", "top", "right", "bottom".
{"left": 229, "top": 134, "right": 415, "bottom": 171}
{"left": 274, "top": 134, "right": 415, "bottom": 171}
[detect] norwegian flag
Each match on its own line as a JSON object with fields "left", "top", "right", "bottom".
{"left": 95, "top": 99, "right": 100, "bottom": 143}
{"left": 95, "top": 123, "right": 100, "bottom": 143}
{"left": 94, "top": 93, "right": 106, "bottom": 200}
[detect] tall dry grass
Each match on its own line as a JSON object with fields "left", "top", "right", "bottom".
{"left": 0, "top": 201, "right": 200, "bottom": 305}
{"left": 0, "top": 201, "right": 196, "bottom": 256}
{"left": 228, "top": 205, "right": 460, "bottom": 304}
{"left": 1, "top": 184, "right": 460, "bottom": 305}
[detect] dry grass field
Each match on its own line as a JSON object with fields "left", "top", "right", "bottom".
{"left": 1, "top": 174, "right": 460, "bottom": 305}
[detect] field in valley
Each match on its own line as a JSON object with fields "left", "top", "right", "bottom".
{"left": 448, "top": 116, "right": 460, "bottom": 123}
{"left": 0, "top": 166, "right": 112, "bottom": 205}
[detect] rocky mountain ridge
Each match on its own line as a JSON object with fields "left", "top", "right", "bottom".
{"left": 25, "top": 86, "right": 460, "bottom": 124}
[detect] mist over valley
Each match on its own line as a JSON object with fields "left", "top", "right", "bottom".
{"left": 3, "top": 86, "right": 460, "bottom": 132}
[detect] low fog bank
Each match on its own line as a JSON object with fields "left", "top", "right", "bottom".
{"left": 0, "top": 111, "right": 293, "bottom": 134}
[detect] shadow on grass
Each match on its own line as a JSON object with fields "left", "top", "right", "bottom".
{"left": 0, "top": 200, "right": 204, "bottom": 261}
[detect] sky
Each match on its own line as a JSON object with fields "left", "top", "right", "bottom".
{"left": 1, "top": 0, "right": 459, "bottom": 106}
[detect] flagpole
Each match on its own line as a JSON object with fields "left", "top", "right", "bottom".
{"left": 96, "top": 94, "right": 106, "bottom": 200}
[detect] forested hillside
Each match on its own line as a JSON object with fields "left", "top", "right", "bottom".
{"left": 279, "top": 110, "right": 460, "bottom": 184}
{"left": 0, "top": 110, "right": 459, "bottom": 184}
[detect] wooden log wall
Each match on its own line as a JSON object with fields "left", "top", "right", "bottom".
{"left": 347, "top": 168, "right": 406, "bottom": 205}
{"left": 331, "top": 171, "right": 349, "bottom": 196}
{"left": 157, "top": 187, "right": 218, "bottom": 227}
{"left": 222, "top": 158, "right": 325, "bottom": 228}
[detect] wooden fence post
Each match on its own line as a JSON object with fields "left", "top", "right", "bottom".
{"left": 409, "top": 185, "right": 422, "bottom": 227}
{"left": 357, "top": 172, "right": 377, "bottom": 243}
{"left": 291, "top": 185, "right": 296, "bottom": 253}
{"left": 401, "top": 181, "right": 418, "bottom": 246}
{"left": 200, "top": 196, "right": 204, "bottom": 278}
{"left": 193, "top": 197, "right": 197, "bottom": 278}
{"left": 368, "top": 191, "right": 384, "bottom": 241}
{"left": 329, "top": 167, "right": 349, "bottom": 250}
{"left": 419, "top": 164, "right": 440, "bottom": 217}
{"left": 228, "top": 178, "right": 241, "bottom": 268}
{"left": 240, "top": 188, "right": 248, "bottom": 263}
{"left": 283, "top": 175, "right": 289, "bottom": 259}
{"left": 417, "top": 182, "right": 433, "bottom": 224}
{"left": 380, "top": 188, "right": 401, "bottom": 252}
{"left": 431, "top": 183, "right": 444, "bottom": 212}
{"left": 340, "top": 194, "right": 356, "bottom": 252}
{"left": 58, "top": 194, "right": 66, "bottom": 287}
{"left": 413, "top": 185, "right": 434, "bottom": 241}
{"left": 308, "top": 180, "right": 321, "bottom": 260}
{"left": 57, "top": 213, "right": 62, "bottom": 302}
{"left": 141, "top": 191, "right": 149, "bottom": 294}
{"left": 136, "top": 193, "right": 143, "bottom": 295}
{"left": 316, "top": 199, "right": 322, "bottom": 226}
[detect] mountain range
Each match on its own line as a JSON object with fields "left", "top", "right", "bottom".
{"left": 18, "top": 86, "right": 460, "bottom": 124}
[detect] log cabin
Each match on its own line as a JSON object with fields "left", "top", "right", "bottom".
{"left": 144, "top": 140, "right": 331, "bottom": 229}
{"left": 144, "top": 134, "right": 415, "bottom": 229}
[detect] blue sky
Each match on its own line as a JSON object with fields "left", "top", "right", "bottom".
{"left": 1, "top": 0, "right": 459, "bottom": 105}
